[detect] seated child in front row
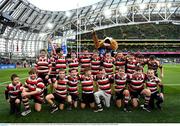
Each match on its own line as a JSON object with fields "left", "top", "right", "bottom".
{"left": 21, "top": 68, "right": 45, "bottom": 116}
{"left": 5, "top": 74, "right": 23, "bottom": 115}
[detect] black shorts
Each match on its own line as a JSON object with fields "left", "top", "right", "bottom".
{"left": 53, "top": 93, "right": 66, "bottom": 104}
{"left": 69, "top": 93, "right": 79, "bottom": 101}
{"left": 115, "top": 90, "right": 125, "bottom": 100}
{"left": 81, "top": 93, "right": 95, "bottom": 104}
{"left": 38, "top": 74, "right": 48, "bottom": 86}
{"left": 154, "top": 72, "right": 158, "bottom": 77}
{"left": 151, "top": 91, "right": 162, "bottom": 100}
{"left": 49, "top": 75, "right": 56, "bottom": 79}
{"left": 130, "top": 89, "right": 143, "bottom": 99}
{"left": 10, "top": 96, "right": 22, "bottom": 103}
{"left": 48, "top": 75, "right": 57, "bottom": 83}
{"left": 31, "top": 96, "right": 44, "bottom": 104}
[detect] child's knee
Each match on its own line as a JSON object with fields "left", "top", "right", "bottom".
{"left": 15, "top": 99, "right": 21, "bottom": 104}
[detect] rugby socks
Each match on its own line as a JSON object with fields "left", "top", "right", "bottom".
{"left": 51, "top": 103, "right": 57, "bottom": 108}
{"left": 15, "top": 103, "right": 21, "bottom": 114}
{"left": 22, "top": 97, "right": 30, "bottom": 111}
{"left": 124, "top": 96, "right": 130, "bottom": 108}
{"left": 124, "top": 96, "right": 130, "bottom": 104}
{"left": 97, "top": 103, "right": 102, "bottom": 109}
{"left": 144, "top": 95, "right": 151, "bottom": 107}
{"left": 10, "top": 101, "right": 16, "bottom": 114}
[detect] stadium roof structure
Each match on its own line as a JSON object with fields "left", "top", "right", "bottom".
{"left": 0, "top": 0, "right": 180, "bottom": 58}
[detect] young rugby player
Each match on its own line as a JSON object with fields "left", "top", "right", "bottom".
{"left": 21, "top": 68, "right": 45, "bottom": 116}
{"left": 5, "top": 74, "right": 23, "bottom": 115}
{"left": 128, "top": 66, "right": 151, "bottom": 112}
{"left": 114, "top": 67, "right": 131, "bottom": 112}
{"left": 35, "top": 49, "right": 49, "bottom": 96}
{"left": 146, "top": 55, "right": 163, "bottom": 78}
{"left": 94, "top": 66, "right": 113, "bottom": 112}
{"left": 67, "top": 68, "right": 80, "bottom": 110}
{"left": 79, "top": 68, "right": 95, "bottom": 109}
{"left": 46, "top": 69, "right": 69, "bottom": 113}
{"left": 145, "top": 69, "right": 164, "bottom": 110}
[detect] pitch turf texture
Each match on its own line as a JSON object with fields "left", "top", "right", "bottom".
{"left": 0, "top": 64, "right": 180, "bottom": 123}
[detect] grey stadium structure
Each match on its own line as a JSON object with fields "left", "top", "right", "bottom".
{"left": 0, "top": 0, "right": 180, "bottom": 62}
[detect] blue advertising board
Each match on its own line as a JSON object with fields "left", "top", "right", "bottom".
{"left": 0, "top": 64, "right": 16, "bottom": 70}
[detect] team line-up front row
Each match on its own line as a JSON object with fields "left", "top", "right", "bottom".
{"left": 5, "top": 49, "right": 164, "bottom": 116}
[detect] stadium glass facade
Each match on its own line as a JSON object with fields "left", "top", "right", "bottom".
{"left": 0, "top": 0, "right": 180, "bottom": 58}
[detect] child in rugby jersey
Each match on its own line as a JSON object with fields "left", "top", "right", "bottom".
{"left": 21, "top": 68, "right": 45, "bottom": 116}
{"left": 68, "top": 51, "right": 79, "bottom": 72}
{"left": 35, "top": 49, "right": 49, "bottom": 96}
{"left": 91, "top": 51, "right": 101, "bottom": 75}
{"left": 102, "top": 52, "right": 115, "bottom": 75}
{"left": 126, "top": 53, "right": 137, "bottom": 75}
{"left": 113, "top": 67, "right": 131, "bottom": 112}
{"left": 5, "top": 74, "right": 23, "bottom": 115}
{"left": 67, "top": 68, "right": 80, "bottom": 110}
{"left": 128, "top": 66, "right": 151, "bottom": 112}
{"left": 55, "top": 48, "right": 67, "bottom": 72}
{"left": 48, "top": 37, "right": 67, "bottom": 72}
{"left": 79, "top": 48, "right": 92, "bottom": 74}
{"left": 94, "top": 66, "right": 114, "bottom": 112}
{"left": 79, "top": 68, "right": 95, "bottom": 109}
{"left": 46, "top": 69, "right": 69, "bottom": 113}
{"left": 145, "top": 69, "right": 164, "bottom": 110}
{"left": 47, "top": 55, "right": 57, "bottom": 93}
{"left": 114, "top": 52, "right": 126, "bottom": 71}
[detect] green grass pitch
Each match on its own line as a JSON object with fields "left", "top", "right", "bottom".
{"left": 0, "top": 64, "right": 180, "bottom": 123}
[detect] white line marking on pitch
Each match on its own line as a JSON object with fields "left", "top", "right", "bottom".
{"left": 165, "top": 84, "right": 180, "bottom": 86}
{"left": 0, "top": 77, "right": 27, "bottom": 86}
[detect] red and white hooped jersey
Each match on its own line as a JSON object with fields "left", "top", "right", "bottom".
{"left": 91, "top": 57, "right": 101, "bottom": 75}
{"left": 67, "top": 75, "right": 79, "bottom": 94}
{"left": 145, "top": 75, "right": 160, "bottom": 94}
{"left": 55, "top": 77, "right": 68, "bottom": 98}
{"left": 95, "top": 74, "right": 112, "bottom": 94}
{"left": 25, "top": 77, "right": 45, "bottom": 97}
{"left": 129, "top": 72, "right": 145, "bottom": 92}
{"left": 48, "top": 56, "right": 57, "bottom": 76}
{"left": 79, "top": 75, "right": 94, "bottom": 93}
{"left": 114, "top": 72, "right": 127, "bottom": 92}
{"left": 126, "top": 59, "right": 137, "bottom": 74}
{"left": 114, "top": 58, "right": 126, "bottom": 69}
{"left": 68, "top": 58, "right": 79, "bottom": 70}
{"left": 5, "top": 83, "right": 23, "bottom": 99}
{"left": 35, "top": 56, "right": 49, "bottom": 75}
{"left": 79, "top": 55, "right": 91, "bottom": 68}
{"left": 56, "top": 56, "right": 67, "bottom": 70}
{"left": 103, "top": 58, "right": 114, "bottom": 74}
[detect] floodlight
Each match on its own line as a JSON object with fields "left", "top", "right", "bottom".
{"left": 139, "top": 4, "right": 146, "bottom": 10}
{"left": 39, "top": 33, "right": 46, "bottom": 37}
{"left": 119, "top": 6, "right": 128, "bottom": 14}
{"left": 46, "top": 23, "right": 54, "bottom": 29}
{"left": 161, "top": 3, "right": 165, "bottom": 7}
{"left": 119, "top": 6, "right": 128, "bottom": 17}
{"left": 167, "top": 3, "right": 172, "bottom": 8}
{"left": 65, "top": 11, "right": 71, "bottom": 17}
{"left": 103, "top": 9, "right": 112, "bottom": 18}
{"left": 92, "top": 5, "right": 96, "bottom": 10}
{"left": 156, "top": 3, "right": 161, "bottom": 9}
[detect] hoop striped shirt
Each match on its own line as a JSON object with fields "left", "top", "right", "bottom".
{"left": 67, "top": 75, "right": 79, "bottom": 95}
{"left": 95, "top": 74, "right": 112, "bottom": 94}
{"left": 55, "top": 77, "right": 68, "bottom": 98}
{"left": 80, "top": 75, "right": 94, "bottom": 94}
{"left": 114, "top": 72, "right": 127, "bottom": 92}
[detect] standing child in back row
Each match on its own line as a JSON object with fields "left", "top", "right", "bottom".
{"left": 35, "top": 49, "right": 49, "bottom": 96}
